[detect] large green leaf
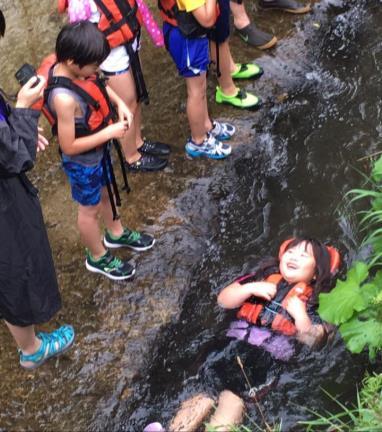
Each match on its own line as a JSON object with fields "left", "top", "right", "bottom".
{"left": 371, "top": 196, "right": 382, "bottom": 211}
{"left": 340, "top": 315, "right": 382, "bottom": 355}
{"left": 371, "top": 156, "right": 382, "bottom": 183}
{"left": 362, "top": 271, "right": 382, "bottom": 303}
{"left": 318, "top": 262, "right": 369, "bottom": 325}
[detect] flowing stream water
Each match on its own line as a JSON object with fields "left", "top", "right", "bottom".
{"left": 0, "top": 0, "right": 381, "bottom": 431}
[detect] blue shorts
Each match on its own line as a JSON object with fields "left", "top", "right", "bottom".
{"left": 62, "top": 156, "right": 111, "bottom": 206}
{"left": 163, "top": 22, "right": 209, "bottom": 78}
{"left": 209, "top": 0, "right": 230, "bottom": 44}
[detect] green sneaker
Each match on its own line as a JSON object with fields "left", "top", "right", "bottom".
{"left": 215, "top": 86, "right": 262, "bottom": 110}
{"left": 85, "top": 250, "right": 135, "bottom": 281}
{"left": 104, "top": 228, "right": 155, "bottom": 251}
{"left": 231, "top": 63, "right": 264, "bottom": 80}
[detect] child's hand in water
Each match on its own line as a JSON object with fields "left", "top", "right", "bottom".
{"left": 251, "top": 282, "right": 277, "bottom": 301}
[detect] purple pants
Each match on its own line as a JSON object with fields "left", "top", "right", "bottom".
{"left": 226, "top": 321, "right": 295, "bottom": 361}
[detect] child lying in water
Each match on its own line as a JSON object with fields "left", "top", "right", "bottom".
{"left": 218, "top": 237, "right": 340, "bottom": 359}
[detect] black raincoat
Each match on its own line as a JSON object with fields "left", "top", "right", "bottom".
{"left": 0, "top": 96, "right": 61, "bottom": 326}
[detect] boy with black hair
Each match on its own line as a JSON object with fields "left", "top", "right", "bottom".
{"left": 47, "top": 21, "right": 155, "bottom": 280}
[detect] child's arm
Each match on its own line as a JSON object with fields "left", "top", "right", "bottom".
{"left": 285, "top": 296, "right": 312, "bottom": 333}
{"left": 296, "top": 324, "right": 326, "bottom": 348}
{"left": 217, "top": 281, "right": 277, "bottom": 309}
{"left": 105, "top": 85, "right": 134, "bottom": 126}
{"left": 191, "top": 0, "right": 217, "bottom": 28}
{"left": 54, "top": 93, "right": 128, "bottom": 156}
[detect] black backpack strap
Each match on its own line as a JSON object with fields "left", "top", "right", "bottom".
{"left": 102, "top": 145, "right": 120, "bottom": 221}
{"left": 124, "top": 38, "right": 149, "bottom": 104}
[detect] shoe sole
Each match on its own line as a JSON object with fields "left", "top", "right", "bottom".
{"left": 215, "top": 97, "right": 263, "bottom": 111}
{"left": 138, "top": 149, "right": 171, "bottom": 157}
{"left": 103, "top": 237, "right": 156, "bottom": 251}
{"left": 238, "top": 32, "right": 278, "bottom": 50}
{"left": 231, "top": 69, "right": 264, "bottom": 80}
{"left": 260, "top": 5, "right": 311, "bottom": 14}
{"left": 20, "top": 333, "right": 76, "bottom": 370}
{"left": 85, "top": 260, "right": 136, "bottom": 280}
{"left": 215, "top": 135, "right": 234, "bottom": 141}
{"left": 126, "top": 161, "right": 168, "bottom": 172}
{"left": 185, "top": 149, "right": 231, "bottom": 160}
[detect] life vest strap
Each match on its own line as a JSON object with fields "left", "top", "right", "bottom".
{"left": 124, "top": 39, "right": 149, "bottom": 104}
{"left": 158, "top": 0, "right": 208, "bottom": 38}
{"left": 46, "top": 76, "right": 101, "bottom": 110}
{"left": 158, "top": 0, "right": 176, "bottom": 20}
{"left": 112, "top": 138, "right": 130, "bottom": 193}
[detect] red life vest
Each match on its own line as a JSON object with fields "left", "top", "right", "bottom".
{"left": 57, "top": 0, "right": 142, "bottom": 48}
{"left": 236, "top": 239, "right": 341, "bottom": 336}
{"left": 93, "top": 0, "right": 142, "bottom": 48}
{"left": 237, "top": 274, "right": 313, "bottom": 336}
{"left": 34, "top": 54, "right": 115, "bottom": 138}
{"left": 158, "top": 0, "right": 219, "bottom": 37}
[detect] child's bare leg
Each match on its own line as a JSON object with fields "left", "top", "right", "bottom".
{"left": 230, "top": 1, "right": 251, "bottom": 29}
{"left": 134, "top": 102, "right": 143, "bottom": 147}
{"left": 185, "top": 74, "right": 212, "bottom": 143}
{"left": 207, "top": 390, "right": 245, "bottom": 431}
{"left": 5, "top": 322, "right": 41, "bottom": 368}
{"left": 5, "top": 321, "right": 40, "bottom": 354}
{"left": 210, "top": 40, "right": 238, "bottom": 96}
{"left": 107, "top": 70, "right": 141, "bottom": 164}
{"left": 169, "top": 393, "right": 215, "bottom": 432}
{"left": 99, "top": 187, "right": 124, "bottom": 237}
{"left": 77, "top": 203, "right": 106, "bottom": 259}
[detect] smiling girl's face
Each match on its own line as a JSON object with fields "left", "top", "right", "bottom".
{"left": 279, "top": 241, "right": 316, "bottom": 284}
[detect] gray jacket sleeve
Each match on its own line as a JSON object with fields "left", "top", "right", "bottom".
{"left": 0, "top": 107, "right": 40, "bottom": 176}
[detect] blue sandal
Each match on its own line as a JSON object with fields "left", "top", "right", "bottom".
{"left": 19, "top": 325, "right": 75, "bottom": 370}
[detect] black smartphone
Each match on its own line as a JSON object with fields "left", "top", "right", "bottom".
{"left": 15, "top": 63, "right": 40, "bottom": 87}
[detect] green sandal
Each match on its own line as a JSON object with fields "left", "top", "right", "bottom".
{"left": 231, "top": 63, "right": 264, "bottom": 80}
{"left": 215, "top": 86, "right": 262, "bottom": 110}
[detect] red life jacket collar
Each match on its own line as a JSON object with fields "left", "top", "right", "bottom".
{"left": 33, "top": 54, "right": 115, "bottom": 141}
{"left": 237, "top": 273, "right": 313, "bottom": 336}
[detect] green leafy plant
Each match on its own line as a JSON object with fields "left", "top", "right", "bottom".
{"left": 318, "top": 155, "right": 382, "bottom": 359}
{"left": 300, "top": 373, "right": 382, "bottom": 431}
{"left": 319, "top": 262, "right": 382, "bottom": 359}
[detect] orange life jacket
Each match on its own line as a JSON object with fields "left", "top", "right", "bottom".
{"left": 237, "top": 274, "right": 313, "bottom": 336}
{"left": 158, "top": 0, "right": 218, "bottom": 37}
{"left": 57, "top": 0, "right": 142, "bottom": 48}
{"left": 93, "top": 0, "right": 142, "bottom": 48}
{"left": 34, "top": 54, "right": 115, "bottom": 139}
{"left": 236, "top": 239, "right": 341, "bottom": 336}
{"left": 57, "top": 0, "right": 68, "bottom": 14}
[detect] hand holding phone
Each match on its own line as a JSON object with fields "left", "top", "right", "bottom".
{"left": 15, "top": 74, "right": 45, "bottom": 109}
{"left": 15, "top": 63, "right": 40, "bottom": 87}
